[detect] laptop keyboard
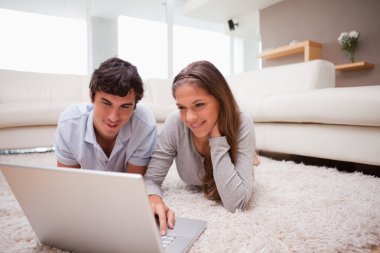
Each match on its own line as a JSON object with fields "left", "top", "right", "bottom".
{"left": 161, "top": 234, "right": 176, "bottom": 248}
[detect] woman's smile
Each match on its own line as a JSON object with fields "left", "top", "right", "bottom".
{"left": 189, "top": 121, "right": 205, "bottom": 128}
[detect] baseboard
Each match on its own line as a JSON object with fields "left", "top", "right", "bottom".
{"left": 0, "top": 146, "right": 54, "bottom": 155}
{"left": 258, "top": 151, "right": 380, "bottom": 177}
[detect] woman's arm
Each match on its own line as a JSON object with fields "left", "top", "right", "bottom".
{"left": 143, "top": 116, "right": 178, "bottom": 197}
{"left": 143, "top": 112, "right": 179, "bottom": 234}
{"left": 210, "top": 113, "right": 255, "bottom": 212}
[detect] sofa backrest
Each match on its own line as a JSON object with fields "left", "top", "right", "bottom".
{"left": 141, "top": 78, "right": 177, "bottom": 123}
{"left": 0, "top": 69, "right": 90, "bottom": 103}
{"left": 226, "top": 59, "right": 335, "bottom": 102}
{"left": 142, "top": 78, "right": 176, "bottom": 105}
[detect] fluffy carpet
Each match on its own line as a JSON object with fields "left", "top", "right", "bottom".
{"left": 1, "top": 152, "right": 379, "bottom": 253}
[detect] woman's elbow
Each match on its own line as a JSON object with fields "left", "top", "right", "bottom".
{"left": 223, "top": 188, "right": 253, "bottom": 213}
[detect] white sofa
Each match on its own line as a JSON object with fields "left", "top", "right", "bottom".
{"left": 225, "top": 61, "right": 380, "bottom": 167}
{"left": 1, "top": 60, "right": 380, "bottom": 166}
{"left": 0, "top": 69, "right": 90, "bottom": 150}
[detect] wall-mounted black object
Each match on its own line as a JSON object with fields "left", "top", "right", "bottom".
{"left": 228, "top": 19, "right": 238, "bottom": 31}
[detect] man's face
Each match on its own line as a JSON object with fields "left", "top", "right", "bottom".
{"left": 92, "top": 90, "right": 136, "bottom": 142}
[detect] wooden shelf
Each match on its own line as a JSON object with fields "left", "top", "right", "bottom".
{"left": 259, "top": 40, "right": 322, "bottom": 61}
{"left": 335, "top": 61, "right": 374, "bottom": 71}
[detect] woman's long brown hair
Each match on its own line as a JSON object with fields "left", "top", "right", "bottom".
{"left": 172, "top": 61, "right": 240, "bottom": 201}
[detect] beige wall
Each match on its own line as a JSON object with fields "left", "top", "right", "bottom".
{"left": 260, "top": 0, "right": 380, "bottom": 87}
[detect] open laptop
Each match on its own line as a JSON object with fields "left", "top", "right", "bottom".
{"left": 0, "top": 162, "right": 206, "bottom": 253}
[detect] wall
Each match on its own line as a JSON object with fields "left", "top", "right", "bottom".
{"left": 244, "top": 39, "right": 261, "bottom": 72}
{"left": 229, "top": 11, "right": 262, "bottom": 72}
{"left": 260, "top": 0, "right": 380, "bottom": 87}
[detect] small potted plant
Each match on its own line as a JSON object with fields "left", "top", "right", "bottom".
{"left": 337, "top": 30, "right": 360, "bottom": 63}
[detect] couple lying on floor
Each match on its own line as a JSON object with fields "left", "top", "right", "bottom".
{"left": 55, "top": 57, "right": 259, "bottom": 235}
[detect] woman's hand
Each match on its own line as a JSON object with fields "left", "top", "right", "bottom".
{"left": 149, "top": 195, "right": 175, "bottom": 235}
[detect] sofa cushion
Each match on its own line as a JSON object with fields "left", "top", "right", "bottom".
{"left": 0, "top": 69, "right": 89, "bottom": 103}
{"left": 254, "top": 122, "right": 380, "bottom": 166}
{"left": 141, "top": 78, "right": 177, "bottom": 122}
{"left": 139, "top": 102, "right": 177, "bottom": 123}
{"left": 142, "top": 78, "right": 175, "bottom": 105}
{"left": 245, "top": 85, "right": 380, "bottom": 127}
{"left": 0, "top": 101, "right": 82, "bottom": 128}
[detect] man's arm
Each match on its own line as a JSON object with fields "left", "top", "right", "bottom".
{"left": 125, "top": 163, "right": 147, "bottom": 175}
{"left": 57, "top": 161, "right": 81, "bottom": 169}
{"left": 55, "top": 114, "right": 81, "bottom": 169}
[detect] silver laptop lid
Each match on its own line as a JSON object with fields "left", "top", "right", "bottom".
{"left": 1, "top": 162, "right": 166, "bottom": 253}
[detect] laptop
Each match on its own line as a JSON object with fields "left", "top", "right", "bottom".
{"left": 0, "top": 162, "right": 206, "bottom": 253}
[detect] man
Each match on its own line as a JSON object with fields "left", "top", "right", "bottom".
{"left": 55, "top": 57, "right": 156, "bottom": 174}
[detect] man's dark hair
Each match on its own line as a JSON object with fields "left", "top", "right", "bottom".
{"left": 89, "top": 57, "right": 144, "bottom": 104}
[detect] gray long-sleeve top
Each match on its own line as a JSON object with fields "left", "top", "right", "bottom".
{"left": 143, "top": 111, "right": 255, "bottom": 213}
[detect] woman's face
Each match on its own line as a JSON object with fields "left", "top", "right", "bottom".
{"left": 174, "top": 82, "right": 220, "bottom": 140}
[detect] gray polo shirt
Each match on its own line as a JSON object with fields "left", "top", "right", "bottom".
{"left": 55, "top": 103, "right": 157, "bottom": 172}
{"left": 144, "top": 111, "right": 255, "bottom": 213}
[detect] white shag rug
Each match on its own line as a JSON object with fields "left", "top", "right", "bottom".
{"left": 1, "top": 152, "right": 380, "bottom": 253}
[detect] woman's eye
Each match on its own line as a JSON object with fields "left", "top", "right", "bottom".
{"left": 177, "top": 106, "right": 185, "bottom": 110}
{"left": 195, "top": 103, "right": 205, "bottom": 108}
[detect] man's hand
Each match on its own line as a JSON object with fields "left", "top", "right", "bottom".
{"left": 57, "top": 161, "right": 80, "bottom": 168}
{"left": 149, "top": 195, "right": 175, "bottom": 235}
{"left": 126, "top": 163, "right": 147, "bottom": 175}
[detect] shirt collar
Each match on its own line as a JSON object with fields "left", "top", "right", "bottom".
{"left": 84, "top": 108, "right": 96, "bottom": 144}
{"left": 115, "top": 117, "right": 132, "bottom": 144}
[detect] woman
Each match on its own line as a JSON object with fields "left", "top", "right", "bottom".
{"left": 144, "top": 60, "right": 256, "bottom": 235}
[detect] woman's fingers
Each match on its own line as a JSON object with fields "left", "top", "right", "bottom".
{"left": 148, "top": 195, "right": 176, "bottom": 235}
{"left": 167, "top": 209, "right": 175, "bottom": 229}
{"left": 156, "top": 204, "right": 168, "bottom": 235}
